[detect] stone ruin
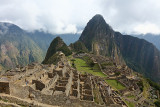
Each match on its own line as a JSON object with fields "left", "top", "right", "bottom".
{"left": 0, "top": 53, "right": 130, "bottom": 107}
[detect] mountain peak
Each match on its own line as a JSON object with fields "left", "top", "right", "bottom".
{"left": 54, "top": 36, "right": 63, "bottom": 42}
{"left": 0, "top": 22, "right": 23, "bottom": 34}
{"left": 91, "top": 14, "right": 105, "bottom": 21}
{"left": 89, "top": 14, "right": 107, "bottom": 26}
{"left": 79, "top": 14, "right": 114, "bottom": 51}
{"left": 43, "top": 36, "right": 72, "bottom": 64}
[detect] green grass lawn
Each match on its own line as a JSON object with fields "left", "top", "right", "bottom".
{"left": 74, "top": 58, "right": 107, "bottom": 77}
{"left": 142, "top": 78, "right": 150, "bottom": 99}
{"left": 105, "top": 79, "right": 126, "bottom": 90}
{"left": 125, "top": 100, "right": 135, "bottom": 107}
{"left": 127, "top": 95, "right": 136, "bottom": 99}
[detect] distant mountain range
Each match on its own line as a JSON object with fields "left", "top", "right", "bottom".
{"left": 0, "top": 22, "right": 79, "bottom": 70}
{"left": 0, "top": 23, "right": 44, "bottom": 70}
{"left": 133, "top": 34, "right": 160, "bottom": 51}
{"left": 1, "top": 15, "right": 160, "bottom": 83}
{"left": 71, "top": 14, "right": 160, "bottom": 82}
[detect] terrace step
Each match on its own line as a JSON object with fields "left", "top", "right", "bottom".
{"left": 0, "top": 94, "right": 59, "bottom": 107}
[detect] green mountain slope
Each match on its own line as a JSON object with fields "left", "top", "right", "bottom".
{"left": 114, "top": 32, "right": 160, "bottom": 81}
{"left": 0, "top": 22, "right": 80, "bottom": 70}
{"left": 69, "top": 41, "right": 88, "bottom": 52}
{"left": 43, "top": 37, "right": 72, "bottom": 64}
{"left": 0, "top": 22, "right": 43, "bottom": 69}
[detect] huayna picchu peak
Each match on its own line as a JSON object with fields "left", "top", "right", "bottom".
{"left": 79, "top": 14, "right": 114, "bottom": 53}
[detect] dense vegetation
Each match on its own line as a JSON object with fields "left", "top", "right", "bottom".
{"left": 57, "top": 45, "right": 72, "bottom": 56}
{"left": 43, "top": 37, "right": 72, "bottom": 64}
{"left": 82, "top": 56, "right": 95, "bottom": 67}
{"left": 70, "top": 41, "right": 88, "bottom": 52}
{"left": 154, "top": 101, "right": 160, "bottom": 107}
{"left": 43, "top": 53, "right": 61, "bottom": 65}
{"left": 101, "top": 62, "right": 114, "bottom": 69}
{"left": 147, "top": 78, "right": 160, "bottom": 92}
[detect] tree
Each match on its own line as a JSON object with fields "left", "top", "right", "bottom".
{"left": 115, "top": 71, "right": 121, "bottom": 86}
{"left": 115, "top": 71, "right": 121, "bottom": 77}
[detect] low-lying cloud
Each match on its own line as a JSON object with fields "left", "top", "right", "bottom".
{"left": 0, "top": 0, "right": 160, "bottom": 34}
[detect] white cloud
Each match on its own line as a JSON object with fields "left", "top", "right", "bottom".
{"left": 0, "top": 0, "right": 160, "bottom": 34}
{"left": 63, "top": 24, "right": 77, "bottom": 34}
{"left": 134, "top": 22, "right": 160, "bottom": 34}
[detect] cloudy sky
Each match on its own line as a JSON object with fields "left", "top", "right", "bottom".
{"left": 0, "top": 0, "right": 160, "bottom": 34}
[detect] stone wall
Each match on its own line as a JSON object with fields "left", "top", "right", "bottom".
{"left": 65, "top": 70, "right": 73, "bottom": 96}
{"left": 62, "top": 66, "right": 67, "bottom": 77}
{"left": 32, "top": 80, "right": 45, "bottom": 91}
{"left": 28, "top": 87, "right": 104, "bottom": 107}
{"left": 29, "top": 87, "right": 68, "bottom": 106}
{"left": 0, "top": 82, "right": 10, "bottom": 94}
{"left": 10, "top": 83, "right": 29, "bottom": 99}
{"left": 0, "top": 94, "right": 45, "bottom": 107}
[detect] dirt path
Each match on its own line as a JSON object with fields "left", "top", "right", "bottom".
{"left": 0, "top": 100, "right": 21, "bottom": 107}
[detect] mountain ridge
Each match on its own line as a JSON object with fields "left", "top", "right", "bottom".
{"left": 0, "top": 22, "right": 80, "bottom": 70}
{"left": 0, "top": 22, "right": 44, "bottom": 69}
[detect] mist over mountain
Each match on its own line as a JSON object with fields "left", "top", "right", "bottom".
{"left": 1, "top": 0, "right": 160, "bottom": 106}
{"left": 1, "top": 14, "right": 160, "bottom": 83}
{"left": 0, "top": 22, "right": 79, "bottom": 70}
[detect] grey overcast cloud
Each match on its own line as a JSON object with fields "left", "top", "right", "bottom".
{"left": 0, "top": 0, "right": 160, "bottom": 34}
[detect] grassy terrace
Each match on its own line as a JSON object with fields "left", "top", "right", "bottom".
{"left": 142, "top": 78, "right": 150, "bottom": 99}
{"left": 105, "top": 79, "right": 126, "bottom": 90}
{"left": 125, "top": 100, "right": 135, "bottom": 107}
{"left": 74, "top": 58, "right": 107, "bottom": 77}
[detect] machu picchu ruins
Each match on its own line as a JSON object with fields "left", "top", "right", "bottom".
{"left": 0, "top": 51, "right": 159, "bottom": 107}
{"left": 1, "top": 3, "right": 160, "bottom": 107}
